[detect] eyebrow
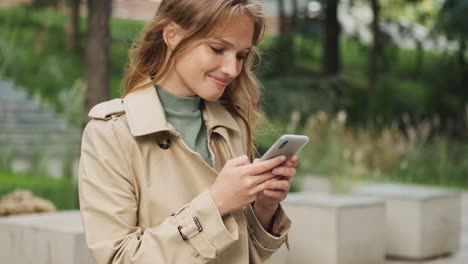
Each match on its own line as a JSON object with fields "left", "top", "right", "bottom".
{"left": 212, "top": 38, "right": 252, "bottom": 52}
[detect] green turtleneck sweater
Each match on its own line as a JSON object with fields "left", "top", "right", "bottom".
{"left": 155, "top": 85, "right": 212, "bottom": 167}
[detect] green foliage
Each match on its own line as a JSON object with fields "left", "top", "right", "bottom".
{"left": 1, "top": 5, "right": 467, "bottom": 192}
{"left": 260, "top": 76, "right": 346, "bottom": 121}
{"left": 1, "top": 7, "right": 464, "bottom": 129}
{"left": 257, "top": 113, "right": 468, "bottom": 191}
{"left": 259, "top": 35, "right": 465, "bottom": 127}
{"left": 382, "top": 0, "right": 442, "bottom": 27}
{"left": 436, "top": 0, "right": 468, "bottom": 39}
{"left": 28, "top": 0, "right": 60, "bottom": 9}
{"left": 0, "top": 170, "right": 77, "bottom": 210}
{"left": 388, "top": 138, "right": 468, "bottom": 188}
{"left": 0, "top": 7, "right": 144, "bottom": 116}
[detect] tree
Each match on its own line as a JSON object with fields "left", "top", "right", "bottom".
{"left": 368, "top": 0, "right": 381, "bottom": 119}
{"left": 276, "top": 0, "right": 297, "bottom": 74}
{"left": 85, "top": 0, "right": 112, "bottom": 124}
{"left": 435, "top": 0, "right": 468, "bottom": 136}
{"left": 66, "top": 0, "right": 81, "bottom": 53}
{"left": 321, "top": 0, "right": 341, "bottom": 75}
{"left": 436, "top": 0, "right": 468, "bottom": 91}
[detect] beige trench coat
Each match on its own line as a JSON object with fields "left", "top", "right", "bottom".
{"left": 78, "top": 82, "right": 291, "bottom": 264}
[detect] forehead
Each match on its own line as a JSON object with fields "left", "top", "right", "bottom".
{"left": 209, "top": 14, "right": 254, "bottom": 48}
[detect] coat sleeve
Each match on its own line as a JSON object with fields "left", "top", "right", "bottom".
{"left": 244, "top": 204, "right": 291, "bottom": 262}
{"left": 78, "top": 119, "right": 239, "bottom": 264}
{"left": 232, "top": 114, "right": 292, "bottom": 261}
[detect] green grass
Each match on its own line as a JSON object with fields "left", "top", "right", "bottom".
{"left": 0, "top": 170, "right": 77, "bottom": 210}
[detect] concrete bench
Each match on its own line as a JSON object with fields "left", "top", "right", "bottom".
{"left": 352, "top": 184, "right": 461, "bottom": 260}
{"left": 0, "top": 210, "right": 94, "bottom": 264}
{"left": 267, "top": 193, "right": 386, "bottom": 264}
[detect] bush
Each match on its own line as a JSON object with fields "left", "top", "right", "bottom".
{"left": 260, "top": 76, "right": 347, "bottom": 121}
{"left": 261, "top": 110, "right": 468, "bottom": 190}
{"left": 0, "top": 170, "right": 77, "bottom": 210}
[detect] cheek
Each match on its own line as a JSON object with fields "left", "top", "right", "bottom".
{"left": 176, "top": 56, "right": 206, "bottom": 80}
{"left": 237, "top": 62, "right": 243, "bottom": 76}
{"left": 186, "top": 48, "right": 219, "bottom": 74}
{"left": 200, "top": 49, "right": 226, "bottom": 72}
{"left": 200, "top": 55, "right": 221, "bottom": 74}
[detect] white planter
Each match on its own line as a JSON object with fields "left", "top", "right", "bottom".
{"left": 0, "top": 211, "right": 94, "bottom": 264}
{"left": 353, "top": 184, "right": 461, "bottom": 259}
{"left": 272, "top": 193, "right": 386, "bottom": 264}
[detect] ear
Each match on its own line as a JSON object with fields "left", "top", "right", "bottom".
{"left": 163, "top": 22, "right": 184, "bottom": 51}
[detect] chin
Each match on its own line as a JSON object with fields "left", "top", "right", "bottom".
{"left": 200, "top": 88, "right": 225, "bottom": 102}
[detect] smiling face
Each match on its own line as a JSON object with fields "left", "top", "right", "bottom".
{"left": 158, "top": 14, "right": 254, "bottom": 101}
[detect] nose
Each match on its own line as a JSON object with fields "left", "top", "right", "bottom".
{"left": 220, "top": 54, "right": 240, "bottom": 78}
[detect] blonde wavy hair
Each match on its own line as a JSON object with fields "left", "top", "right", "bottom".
{"left": 122, "top": 0, "right": 265, "bottom": 158}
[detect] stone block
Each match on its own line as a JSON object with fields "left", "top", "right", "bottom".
{"left": 280, "top": 193, "right": 386, "bottom": 264}
{"left": 0, "top": 211, "right": 94, "bottom": 264}
{"left": 352, "top": 184, "right": 461, "bottom": 259}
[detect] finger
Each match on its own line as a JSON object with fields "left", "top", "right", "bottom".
{"left": 263, "top": 189, "right": 286, "bottom": 200}
{"left": 272, "top": 167, "right": 296, "bottom": 179}
{"left": 246, "top": 155, "right": 286, "bottom": 175}
{"left": 276, "top": 155, "right": 299, "bottom": 168}
{"left": 228, "top": 155, "right": 250, "bottom": 167}
{"left": 289, "top": 155, "right": 299, "bottom": 167}
{"left": 252, "top": 171, "right": 278, "bottom": 186}
{"left": 253, "top": 180, "right": 269, "bottom": 194}
{"left": 264, "top": 179, "right": 290, "bottom": 191}
{"left": 253, "top": 158, "right": 260, "bottom": 164}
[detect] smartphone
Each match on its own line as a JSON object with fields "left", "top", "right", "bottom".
{"left": 260, "top": 134, "right": 309, "bottom": 162}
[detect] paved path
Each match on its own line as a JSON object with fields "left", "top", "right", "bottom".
{"left": 386, "top": 193, "right": 468, "bottom": 264}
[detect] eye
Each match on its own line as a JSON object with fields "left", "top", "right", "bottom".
{"left": 236, "top": 54, "right": 246, "bottom": 61}
{"left": 210, "top": 46, "right": 223, "bottom": 54}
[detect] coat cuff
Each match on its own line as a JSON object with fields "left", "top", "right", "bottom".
{"left": 174, "top": 189, "right": 239, "bottom": 259}
{"left": 245, "top": 203, "right": 291, "bottom": 252}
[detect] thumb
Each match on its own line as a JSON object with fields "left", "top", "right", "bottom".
{"left": 228, "top": 155, "right": 251, "bottom": 167}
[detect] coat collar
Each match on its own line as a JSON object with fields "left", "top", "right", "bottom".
{"left": 123, "top": 80, "right": 240, "bottom": 137}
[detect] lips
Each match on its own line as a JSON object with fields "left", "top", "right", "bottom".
{"left": 208, "top": 75, "right": 230, "bottom": 87}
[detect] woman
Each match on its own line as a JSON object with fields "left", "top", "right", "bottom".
{"left": 78, "top": 0, "right": 298, "bottom": 263}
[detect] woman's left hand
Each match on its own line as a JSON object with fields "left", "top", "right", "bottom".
{"left": 253, "top": 155, "right": 298, "bottom": 228}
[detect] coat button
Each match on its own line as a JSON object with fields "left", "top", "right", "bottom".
{"left": 158, "top": 138, "right": 171, "bottom": 149}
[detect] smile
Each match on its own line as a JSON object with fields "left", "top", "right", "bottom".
{"left": 208, "top": 75, "right": 229, "bottom": 87}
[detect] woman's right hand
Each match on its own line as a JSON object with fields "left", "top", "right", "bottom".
{"left": 209, "top": 155, "right": 286, "bottom": 216}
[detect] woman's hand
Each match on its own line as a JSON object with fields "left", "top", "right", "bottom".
{"left": 210, "top": 155, "right": 286, "bottom": 216}
{"left": 253, "top": 155, "right": 299, "bottom": 231}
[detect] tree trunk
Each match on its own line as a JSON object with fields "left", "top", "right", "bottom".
{"left": 278, "top": 0, "right": 286, "bottom": 36}
{"left": 277, "top": 0, "right": 295, "bottom": 74}
{"left": 459, "top": 38, "right": 466, "bottom": 92}
{"left": 66, "top": 0, "right": 81, "bottom": 53}
{"left": 322, "top": 0, "right": 341, "bottom": 76}
{"left": 368, "top": 0, "right": 380, "bottom": 118}
{"left": 85, "top": 0, "right": 111, "bottom": 124}
{"left": 458, "top": 37, "right": 467, "bottom": 138}
{"left": 415, "top": 41, "right": 424, "bottom": 78}
{"left": 284, "top": 0, "right": 297, "bottom": 71}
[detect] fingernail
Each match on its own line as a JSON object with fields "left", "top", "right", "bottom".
{"left": 280, "top": 156, "right": 286, "bottom": 162}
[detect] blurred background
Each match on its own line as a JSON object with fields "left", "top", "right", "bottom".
{"left": 0, "top": 0, "right": 467, "bottom": 211}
